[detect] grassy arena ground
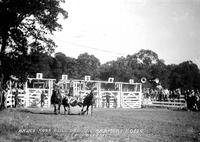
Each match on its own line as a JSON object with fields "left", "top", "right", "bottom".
{"left": 0, "top": 107, "right": 200, "bottom": 142}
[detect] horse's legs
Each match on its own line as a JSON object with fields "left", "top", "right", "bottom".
{"left": 81, "top": 104, "right": 86, "bottom": 115}
{"left": 58, "top": 104, "right": 61, "bottom": 114}
{"left": 54, "top": 104, "right": 57, "bottom": 114}
{"left": 63, "top": 105, "right": 67, "bottom": 114}
{"left": 67, "top": 106, "right": 71, "bottom": 115}
{"left": 81, "top": 105, "right": 85, "bottom": 112}
{"left": 91, "top": 105, "right": 93, "bottom": 116}
{"left": 86, "top": 105, "right": 89, "bottom": 115}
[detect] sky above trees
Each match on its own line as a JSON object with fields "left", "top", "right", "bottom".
{"left": 52, "top": 0, "right": 200, "bottom": 67}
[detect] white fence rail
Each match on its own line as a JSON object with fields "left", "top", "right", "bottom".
{"left": 5, "top": 77, "right": 143, "bottom": 109}
{"left": 142, "top": 94, "right": 186, "bottom": 109}
{"left": 58, "top": 80, "right": 143, "bottom": 109}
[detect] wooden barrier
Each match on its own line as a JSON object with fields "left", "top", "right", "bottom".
{"left": 142, "top": 95, "right": 186, "bottom": 109}
{"left": 5, "top": 74, "right": 55, "bottom": 108}
{"left": 5, "top": 91, "right": 14, "bottom": 108}
{"left": 146, "top": 101, "right": 186, "bottom": 108}
{"left": 122, "top": 92, "right": 141, "bottom": 108}
{"left": 5, "top": 74, "right": 142, "bottom": 109}
{"left": 57, "top": 79, "right": 143, "bottom": 109}
{"left": 26, "top": 89, "right": 49, "bottom": 108}
{"left": 5, "top": 89, "right": 26, "bottom": 108}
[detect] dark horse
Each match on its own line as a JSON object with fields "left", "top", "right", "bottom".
{"left": 51, "top": 88, "right": 61, "bottom": 114}
{"left": 81, "top": 88, "right": 96, "bottom": 115}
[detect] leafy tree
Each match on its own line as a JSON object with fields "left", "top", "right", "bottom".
{"left": 51, "top": 57, "right": 62, "bottom": 81}
{"left": 147, "top": 60, "right": 169, "bottom": 88}
{"left": 99, "top": 50, "right": 163, "bottom": 84}
{"left": 77, "top": 53, "right": 101, "bottom": 80}
{"left": 0, "top": 53, "right": 31, "bottom": 87}
{"left": 99, "top": 61, "right": 114, "bottom": 81}
{"left": 169, "top": 61, "right": 200, "bottom": 91}
{"left": 99, "top": 60, "right": 120, "bottom": 81}
{"left": 0, "top": 0, "right": 67, "bottom": 85}
{"left": 28, "top": 52, "right": 55, "bottom": 78}
{"left": 54, "top": 52, "right": 78, "bottom": 79}
{"left": 134, "top": 49, "right": 159, "bottom": 66}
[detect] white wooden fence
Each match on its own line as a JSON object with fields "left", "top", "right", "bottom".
{"left": 142, "top": 95, "right": 186, "bottom": 108}
{"left": 5, "top": 76, "right": 55, "bottom": 108}
{"left": 58, "top": 79, "right": 143, "bottom": 109}
{"left": 5, "top": 89, "right": 26, "bottom": 108}
{"left": 5, "top": 74, "right": 142, "bottom": 109}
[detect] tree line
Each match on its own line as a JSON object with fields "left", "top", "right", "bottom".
{"left": 3, "top": 49, "right": 200, "bottom": 92}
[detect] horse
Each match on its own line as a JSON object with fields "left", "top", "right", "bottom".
{"left": 81, "top": 88, "right": 96, "bottom": 115}
{"left": 62, "top": 96, "right": 71, "bottom": 114}
{"left": 51, "top": 88, "right": 63, "bottom": 114}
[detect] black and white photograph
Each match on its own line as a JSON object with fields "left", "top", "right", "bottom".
{"left": 0, "top": 0, "right": 200, "bottom": 141}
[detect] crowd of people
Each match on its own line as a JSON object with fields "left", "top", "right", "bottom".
{"left": 184, "top": 90, "right": 200, "bottom": 111}
{"left": 143, "top": 88, "right": 200, "bottom": 111}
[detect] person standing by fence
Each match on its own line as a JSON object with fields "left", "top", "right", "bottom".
{"left": 14, "top": 87, "right": 19, "bottom": 108}
{"left": 196, "top": 92, "right": 200, "bottom": 111}
{"left": 105, "top": 94, "right": 110, "bottom": 108}
{"left": 41, "top": 91, "right": 46, "bottom": 109}
{"left": 113, "top": 94, "right": 117, "bottom": 108}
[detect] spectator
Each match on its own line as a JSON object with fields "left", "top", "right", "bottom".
{"left": 196, "top": 94, "right": 200, "bottom": 111}
{"left": 1, "top": 89, "right": 6, "bottom": 109}
{"left": 105, "top": 94, "right": 110, "bottom": 108}
{"left": 14, "top": 88, "right": 19, "bottom": 108}
{"left": 113, "top": 94, "right": 117, "bottom": 108}
{"left": 186, "top": 91, "right": 192, "bottom": 111}
{"left": 158, "top": 89, "right": 162, "bottom": 101}
{"left": 41, "top": 91, "right": 46, "bottom": 108}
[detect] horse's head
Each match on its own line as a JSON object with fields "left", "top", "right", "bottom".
{"left": 86, "top": 88, "right": 97, "bottom": 100}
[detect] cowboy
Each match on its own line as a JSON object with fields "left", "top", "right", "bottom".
{"left": 68, "top": 80, "right": 73, "bottom": 97}
{"left": 41, "top": 91, "right": 46, "bottom": 108}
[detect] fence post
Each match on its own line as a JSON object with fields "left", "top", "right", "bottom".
{"left": 98, "top": 82, "right": 102, "bottom": 108}
{"left": 24, "top": 81, "right": 29, "bottom": 107}
{"left": 139, "top": 83, "right": 142, "bottom": 108}
{"left": 119, "top": 83, "right": 122, "bottom": 108}
{"left": 48, "top": 80, "right": 51, "bottom": 107}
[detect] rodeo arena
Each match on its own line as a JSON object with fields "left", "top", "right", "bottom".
{"left": 0, "top": 73, "right": 200, "bottom": 112}
{"left": 0, "top": 73, "right": 200, "bottom": 141}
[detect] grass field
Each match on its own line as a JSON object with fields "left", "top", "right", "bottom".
{"left": 0, "top": 107, "right": 200, "bottom": 142}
